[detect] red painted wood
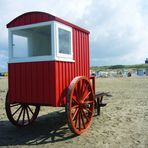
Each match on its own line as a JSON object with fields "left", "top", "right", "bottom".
{"left": 43, "top": 62, "right": 49, "bottom": 104}
{"left": 76, "top": 30, "right": 79, "bottom": 76}
{"left": 9, "top": 62, "right": 55, "bottom": 106}
{"left": 27, "top": 63, "right": 32, "bottom": 103}
{"left": 59, "top": 62, "right": 63, "bottom": 106}
{"left": 14, "top": 64, "right": 20, "bottom": 101}
{"left": 87, "top": 35, "right": 89, "bottom": 77}
{"left": 7, "top": 12, "right": 89, "bottom": 34}
{"left": 79, "top": 31, "right": 82, "bottom": 75}
{"left": 55, "top": 62, "right": 59, "bottom": 106}
{"left": 8, "top": 64, "right": 14, "bottom": 103}
{"left": 31, "top": 62, "right": 37, "bottom": 104}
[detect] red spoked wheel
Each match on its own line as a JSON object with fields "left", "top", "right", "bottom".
{"left": 66, "top": 76, "right": 94, "bottom": 135}
{"left": 5, "top": 92, "right": 40, "bottom": 127}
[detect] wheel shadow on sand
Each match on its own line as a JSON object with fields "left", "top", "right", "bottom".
{"left": 0, "top": 110, "right": 76, "bottom": 146}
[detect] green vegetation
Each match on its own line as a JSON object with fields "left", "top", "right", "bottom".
{"left": 91, "top": 64, "right": 148, "bottom": 71}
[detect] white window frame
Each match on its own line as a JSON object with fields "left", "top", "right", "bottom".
{"left": 55, "top": 22, "right": 73, "bottom": 61}
{"left": 8, "top": 21, "right": 74, "bottom": 63}
{"left": 8, "top": 21, "right": 54, "bottom": 63}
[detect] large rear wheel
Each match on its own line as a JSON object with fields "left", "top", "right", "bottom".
{"left": 66, "top": 76, "right": 94, "bottom": 135}
{"left": 5, "top": 92, "right": 40, "bottom": 127}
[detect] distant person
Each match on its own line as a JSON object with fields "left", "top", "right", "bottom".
{"left": 127, "top": 72, "right": 131, "bottom": 77}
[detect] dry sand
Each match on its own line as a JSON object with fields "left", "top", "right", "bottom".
{"left": 0, "top": 77, "right": 148, "bottom": 148}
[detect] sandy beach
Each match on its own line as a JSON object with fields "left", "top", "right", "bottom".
{"left": 0, "top": 77, "right": 148, "bottom": 148}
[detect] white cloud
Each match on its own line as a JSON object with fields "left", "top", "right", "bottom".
{"left": 77, "top": 0, "right": 148, "bottom": 65}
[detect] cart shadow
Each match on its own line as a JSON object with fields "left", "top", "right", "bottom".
{"left": 0, "top": 110, "right": 76, "bottom": 146}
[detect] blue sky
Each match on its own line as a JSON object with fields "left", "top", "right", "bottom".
{"left": 0, "top": 0, "right": 148, "bottom": 72}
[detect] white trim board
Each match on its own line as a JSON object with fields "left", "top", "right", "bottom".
{"left": 8, "top": 56, "right": 75, "bottom": 63}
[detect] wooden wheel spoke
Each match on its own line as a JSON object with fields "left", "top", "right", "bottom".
{"left": 72, "top": 104, "right": 79, "bottom": 109}
{"left": 12, "top": 105, "right": 22, "bottom": 116}
{"left": 82, "top": 83, "right": 88, "bottom": 96}
{"left": 16, "top": 107, "right": 23, "bottom": 123}
{"left": 72, "top": 108, "right": 79, "bottom": 120}
{"left": 82, "top": 91, "right": 91, "bottom": 101}
{"left": 10, "top": 103, "right": 20, "bottom": 107}
{"left": 84, "top": 100, "right": 94, "bottom": 104}
{"left": 84, "top": 107, "right": 93, "bottom": 114}
{"left": 81, "top": 109, "right": 89, "bottom": 122}
{"left": 72, "top": 96, "right": 79, "bottom": 105}
{"left": 80, "top": 110, "right": 86, "bottom": 129}
{"left": 27, "top": 106, "right": 34, "bottom": 115}
{"left": 75, "top": 110, "right": 79, "bottom": 127}
{"left": 22, "top": 108, "right": 26, "bottom": 125}
{"left": 26, "top": 107, "right": 30, "bottom": 123}
{"left": 78, "top": 110, "right": 81, "bottom": 130}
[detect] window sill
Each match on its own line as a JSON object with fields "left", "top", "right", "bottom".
{"left": 8, "top": 55, "right": 75, "bottom": 63}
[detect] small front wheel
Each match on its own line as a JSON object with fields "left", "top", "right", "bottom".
{"left": 66, "top": 76, "right": 94, "bottom": 135}
{"left": 5, "top": 92, "right": 40, "bottom": 127}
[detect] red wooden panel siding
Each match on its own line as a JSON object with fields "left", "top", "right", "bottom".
{"left": 9, "top": 62, "right": 56, "bottom": 106}
{"left": 7, "top": 12, "right": 89, "bottom": 34}
{"left": 8, "top": 64, "right": 15, "bottom": 103}
{"left": 7, "top": 12, "right": 54, "bottom": 28}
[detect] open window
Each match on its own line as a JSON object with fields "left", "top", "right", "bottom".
{"left": 8, "top": 21, "right": 73, "bottom": 63}
{"left": 13, "top": 35, "right": 28, "bottom": 58}
{"left": 58, "top": 28, "right": 71, "bottom": 54}
{"left": 11, "top": 25, "right": 52, "bottom": 57}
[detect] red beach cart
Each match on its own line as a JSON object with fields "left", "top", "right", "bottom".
{"left": 6, "top": 12, "right": 109, "bottom": 135}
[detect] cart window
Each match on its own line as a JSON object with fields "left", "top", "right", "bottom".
{"left": 13, "top": 35, "right": 28, "bottom": 57}
{"left": 58, "top": 28, "right": 71, "bottom": 54}
{"left": 28, "top": 25, "right": 52, "bottom": 56}
{"left": 12, "top": 25, "right": 52, "bottom": 58}
{"left": 9, "top": 22, "right": 74, "bottom": 63}
{"left": 56, "top": 23, "right": 73, "bottom": 61}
